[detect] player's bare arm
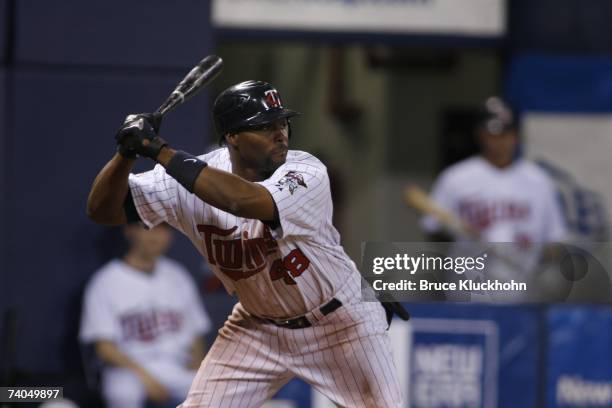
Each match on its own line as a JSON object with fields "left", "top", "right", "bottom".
{"left": 188, "top": 335, "right": 207, "bottom": 370}
{"left": 156, "top": 146, "right": 277, "bottom": 221}
{"left": 86, "top": 143, "right": 276, "bottom": 225}
{"left": 94, "top": 339, "right": 142, "bottom": 371}
{"left": 86, "top": 153, "right": 134, "bottom": 225}
{"left": 88, "top": 108, "right": 279, "bottom": 225}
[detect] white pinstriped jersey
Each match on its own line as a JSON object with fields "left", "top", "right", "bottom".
{"left": 80, "top": 258, "right": 211, "bottom": 403}
{"left": 423, "top": 157, "right": 567, "bottom": 243}
{"left": 129, "top": 148, "right": 363, "bottom": 319}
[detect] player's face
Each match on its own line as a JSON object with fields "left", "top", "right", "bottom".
{"left": 234, "top": 118, "right": 290, "bottom": 174}
{"left": 479, "top": 129, "right": 518, "bottom": 167}
{"left": 125, "top": 224, "right": 174, "bottom": 259}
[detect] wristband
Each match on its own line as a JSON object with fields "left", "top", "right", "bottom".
{"left": 166, "top": 151, "right": 208, "bottom": 193}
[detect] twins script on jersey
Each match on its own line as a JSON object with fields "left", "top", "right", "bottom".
{"left": 129, "top": 149, "right": 363, "bottom": 319}
{"left": 80, "top": 258, "right": 211, "bottom": 364}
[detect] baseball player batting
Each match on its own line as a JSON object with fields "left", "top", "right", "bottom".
{"left": 87, "top": 80, "right": 406, "bottom": 407}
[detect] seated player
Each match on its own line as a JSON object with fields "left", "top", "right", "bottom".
{"left": 80, "top": 224, "right": 211, "bottom": 408}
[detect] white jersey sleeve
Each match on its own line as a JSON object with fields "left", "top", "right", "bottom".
{"left": 79, "top": 274, "right": 120, "bottom": 343}
{"left": 258, "top": 153, "right": 330, "bottom": 239}
{"left": 128, "top": 164, "right": 180, "bottom": 229}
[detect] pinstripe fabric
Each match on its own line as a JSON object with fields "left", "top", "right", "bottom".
{"left": 128, "top": 148, "right": 404, "bottom": 407}
{"left": 179, "top": 301, "right": 402, "bottom": 408}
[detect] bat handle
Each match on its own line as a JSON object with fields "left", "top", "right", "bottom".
{"left": 155, "top": 93, "right": 181, "bottom": 117}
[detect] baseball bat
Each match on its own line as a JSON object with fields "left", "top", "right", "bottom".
{"left": 404, "top": 185, "right": 479, "bottom": 238}
{"left": 155, "top": 55, "right": 223, "bottom": 117}
{"left": 404, "top": 184, "right": 528, "bottom": 272}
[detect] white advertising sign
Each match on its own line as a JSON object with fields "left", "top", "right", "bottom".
{"left": 212, "top": 0, "right": 506, "bottom": 37}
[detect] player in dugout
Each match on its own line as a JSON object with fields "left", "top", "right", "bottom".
{"left": 80, "top": 223, "right": 211, "bottom": 408}
{"left": 421, "top": 96, "right": 568, "bottom": 301}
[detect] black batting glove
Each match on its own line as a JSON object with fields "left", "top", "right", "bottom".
{"left": 115, "top": 113, "right": 167, "bottom": 159}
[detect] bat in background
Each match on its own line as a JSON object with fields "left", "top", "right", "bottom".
{"left": 404, "top": 185, "right": 479, "bottom": 239}
{"left": 155, "top": 54, "right": 223, "bottom": 118}
{"left": 404, "top": 184, "right": 528, "bottom": 272}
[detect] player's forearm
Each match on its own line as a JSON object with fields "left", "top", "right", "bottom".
{"left": 94, "top": 340, "right": 148, "bottom": 376}
{"left": 188, "top": 335, "right": 206, "bottom": 370}
{"left": 156, "top": 147, "right": 276, "bottom": 220}
{"left": 87, "top": 154, "right": 134, "bottom": 225}
{"left": 195, "top": 166, "right": 276, "bottom": 220}
{"left": 97, "top": 340, "right": 170, "bottom": 402}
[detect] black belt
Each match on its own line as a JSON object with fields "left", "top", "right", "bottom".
{"left": 262, "top": 298, "right": 343, "bottom": 329}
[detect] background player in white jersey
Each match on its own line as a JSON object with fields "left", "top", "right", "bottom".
{"left": 80, "top": 223, "right": 211, "bottom": 408}
{"left": 422, "top": 97, "right": 567, "bottom": 298}
{"left": 87, "top": 80, "right": 407, "bottom": 407}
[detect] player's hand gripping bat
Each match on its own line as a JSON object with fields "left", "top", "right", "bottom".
{"left": 116, "top": 55, "right": 223, "bottom": 159}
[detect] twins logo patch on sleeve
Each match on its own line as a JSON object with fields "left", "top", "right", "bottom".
{"left": 275, "top": 171, "right": 307, "bottom": 194}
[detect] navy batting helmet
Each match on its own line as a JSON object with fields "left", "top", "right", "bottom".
{"left": 477, "top": 96, "right": 516, "bottom": 135}
{"left": 213, "top": 80, "right": 301, "bottom": 144}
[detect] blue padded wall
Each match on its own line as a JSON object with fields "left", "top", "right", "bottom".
{"left": 506, "top": 54, "right": 612, "bottom": 113}
{"left": 16, "top": 0, "right": 211, "bottom": 67}
{"left": 6, "top": 70, "right": 212, "bottom": 372}
{"left": 406, "top": 303, "right": 541, "bottom": 408}
{"left": 546, "top": 306, "right": 612, "bottom": 408}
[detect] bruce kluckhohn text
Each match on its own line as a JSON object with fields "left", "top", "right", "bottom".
{"left": 370, "top": 253, "right": 528, "bottom": 293}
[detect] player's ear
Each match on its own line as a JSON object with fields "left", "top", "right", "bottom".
{"left": 226, "top": 133, "right": 239, "bottom": 148}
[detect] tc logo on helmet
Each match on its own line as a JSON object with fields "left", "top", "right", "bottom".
{"left": 264, "top": 89, "right": 282, "bottom": 108}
